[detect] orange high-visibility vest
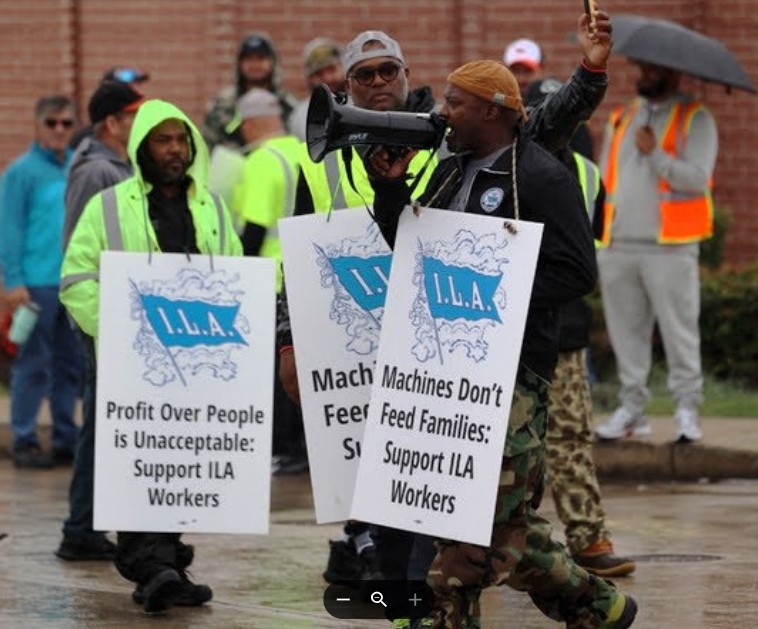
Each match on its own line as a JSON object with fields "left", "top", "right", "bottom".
{"left": 601, "top": 99, "right": 714, "bottom": 246}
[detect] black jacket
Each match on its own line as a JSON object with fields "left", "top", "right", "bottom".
{"left": 371, "top": 136, "right": 596, "bottom": 381}
{"left": 277, "top": 65, "right": 606, "bottom": 354}
{"left": 556, "top": 148, "right": 606, "bottom": 352}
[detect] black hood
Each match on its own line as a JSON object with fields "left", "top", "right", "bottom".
{"left": 405, "top": 85, "right": 436, "bottom": 114}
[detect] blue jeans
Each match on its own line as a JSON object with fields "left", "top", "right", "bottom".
{"left": 10, "top": 286, "right": 82, "bottom": 451}
{"left": 63, "top": 331, "right": 98, "bottom": 540}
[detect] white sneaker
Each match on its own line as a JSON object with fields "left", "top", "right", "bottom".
{"left": 675, "top": 406, "right": 703, "bottom": 442}
{"left": 596, "top": 407, "right": 652, "bottom": 440}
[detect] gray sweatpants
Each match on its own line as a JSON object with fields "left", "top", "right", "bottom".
{"left": 597, "top": 245, "right": 703, "bottom": 415}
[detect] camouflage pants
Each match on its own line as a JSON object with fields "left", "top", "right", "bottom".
{"left": 546, "top": 349, "right": 609, "bottom": 555}
{"left": 425, "top": 368, "right": 622, "bottom": 629}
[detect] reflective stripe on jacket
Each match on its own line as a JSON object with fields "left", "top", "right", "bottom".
{"left": 601, "top": 100, "right": 714, "bottom": 245}
{"left": 60, "top": 99, "right": 242, "bottom": 339}
{"left": 299, "top": 145, "right": 438, "bottom": 213}
{"left": 572, "top": 151, "right": 600, "bottom": 220}
{"left": 231, "top": 134, "right": 301, "bottom": 292}
{"left": 573, "top": 151, "right": 602, "bottom": 249}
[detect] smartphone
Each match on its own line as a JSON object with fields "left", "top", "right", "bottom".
{"left": 583, "top": 0, "right": 597, "bottom": 31}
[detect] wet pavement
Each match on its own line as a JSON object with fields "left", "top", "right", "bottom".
{"left": 2, "top": 461, "right": 758, "bottom": 628}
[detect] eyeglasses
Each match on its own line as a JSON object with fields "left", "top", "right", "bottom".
{"left": 350, "top": 62, "right": 402, "bottom": 86}
{"left": 43, "top": 118, "right": 75, "bottom": 129}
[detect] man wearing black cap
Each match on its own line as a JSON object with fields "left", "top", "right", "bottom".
{"left": 69, "top": 68, "right": 150, "bottom": 150}
{"left": 63, "top": 82, "right": 145, "bottom": 248}
{"left": 203, "top": 32, "right": 298, "bottom": 149}
{"left": 55, "top": 80, "right": 144, "bottom": 561}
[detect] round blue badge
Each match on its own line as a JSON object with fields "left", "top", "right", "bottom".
{"left": 480, "top": 187, "right": 505, "bottom": 213}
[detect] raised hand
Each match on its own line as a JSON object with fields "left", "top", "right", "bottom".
{"left": 578, "top": 6, "right": 613, "bottom": 69}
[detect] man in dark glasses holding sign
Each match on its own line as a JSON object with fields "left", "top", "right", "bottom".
{"left": 0, "top": 95, "right": 83, "bottom": 469}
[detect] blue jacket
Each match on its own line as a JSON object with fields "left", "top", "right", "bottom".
{"left": 0, "top": 142, "right": 72, "bottom": 288}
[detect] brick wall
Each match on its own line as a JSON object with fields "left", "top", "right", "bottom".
{"left": 0, "top": 0, "right": 755, "bottom": 263}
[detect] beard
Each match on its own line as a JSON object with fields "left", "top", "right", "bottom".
{"left": 636, "top": 77, "right": 669, "bottom": 99}
{"left": 444, "top": 128, "right": 461, "bottom": 153}
{"left": 138, "top": 147, "right": 189, "bottom": 187}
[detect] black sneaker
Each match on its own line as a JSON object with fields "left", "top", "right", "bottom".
{"left": 323, "top": 539, "right": 363, "bottom": 584}
{"left": 55, "top": 535, "right": 116, "bottom": 561}
{"left": 133, "top": 571, "right": 212, "bottom": 607}
{"left": 138, "top": 568, "right": 183, "bottom": 613}
{"left": 13, "top": 445, "right": 53, "bottom": 469}
{"left": 273, "top": 455, "right": 309, "bottom": 476}
{"left": 174, "top": 571, "right": 213, "bottom": 606}
{"left": 359, "top": 546, "right": 384, "bottom": 581}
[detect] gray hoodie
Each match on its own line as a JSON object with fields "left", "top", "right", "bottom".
{"left": 63, "top": 135, "right": 133, "bottom": 248}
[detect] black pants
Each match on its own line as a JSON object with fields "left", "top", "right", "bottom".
{"left": 62, "top": 332, "right": 97, "bottom": 541}
{"left": 373, "top": 527, "right": 435, "bottom": 620}
{"left": 114, "top": 532, "right": 193, "bottom": 585}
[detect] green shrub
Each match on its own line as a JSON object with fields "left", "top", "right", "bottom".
{"left": 699, "top": 205, "right": 732, "bottom": 269}
{"left": 700, "top": 263, "right": 758, "bottom": 385}
{"left": 586, "top": 287, "right": 615, "bottom": 380}
{"left": 589, "top": 262, "right": 758, "bottom": 388}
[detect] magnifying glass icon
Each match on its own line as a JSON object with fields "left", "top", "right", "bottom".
{"left": 371, "top": 591, "right": 387, "bottom": 607}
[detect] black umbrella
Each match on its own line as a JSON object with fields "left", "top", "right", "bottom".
{"left": 612, "top": 14, "right": 756, "bottom": 94}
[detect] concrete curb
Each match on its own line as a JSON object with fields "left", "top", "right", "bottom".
{"left": 3, "top": 424, "right": 758, "bottom": 482}
{"left": 593, "top": 440, "right": 758, "bottom": 481}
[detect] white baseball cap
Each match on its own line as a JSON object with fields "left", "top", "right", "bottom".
{"left": 503, "top": 38, "right": 543, "bottom": 70}
{"left": 237, "top": 88, "right": 282, "bottom": 119}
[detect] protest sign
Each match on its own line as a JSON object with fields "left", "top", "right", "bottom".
{"left": 279, "top": 210, "right": 390, "bottom": 522}
{"left": 94, "top": 252, "right": 275, "bottom": 534}
{"left": 352, "top": 207, "right": 543, "bottom": 546}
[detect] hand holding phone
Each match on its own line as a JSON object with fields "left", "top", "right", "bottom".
{"left": 583, "top": 0, "right": 597, "bottom": 32}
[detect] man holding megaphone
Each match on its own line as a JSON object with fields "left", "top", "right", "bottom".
{"left": 278, "top": 8, "right": 637, "bottom": 627}
{"left": 360, "top": 7, "right": 637, "bottom": 629}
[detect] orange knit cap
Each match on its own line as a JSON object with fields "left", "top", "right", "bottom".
{"left": 447, "top": 60, "right": 526, "bottom": 119}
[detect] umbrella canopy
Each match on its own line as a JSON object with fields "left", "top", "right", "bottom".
{"left": 612, "top": 14, "right": 756, "bottom": 94}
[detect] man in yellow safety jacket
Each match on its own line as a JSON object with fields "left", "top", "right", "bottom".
{"left": 230, "top": 87, "right": 309, "bottom": 477}
{"left": 60, "top": 99, "right": 241, "bottom": 614}
{"left": 524, "top": 76, "right": 637, "bottom": 579}
{"left": 231, "top": 87, "right": 301, "bottom": 292}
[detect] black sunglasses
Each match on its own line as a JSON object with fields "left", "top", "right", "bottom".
{"left": 351, "top": 62, "right": 402, "bottom": 86}
{"left": 44, "top": 118, "right": 75, "bottom": 129}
